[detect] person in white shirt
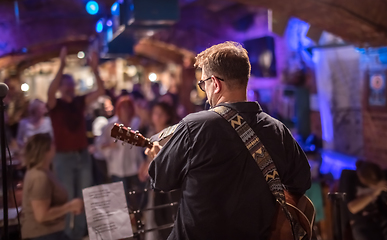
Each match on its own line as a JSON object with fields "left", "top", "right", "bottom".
{"left": 97, "top": 95, "right": 145, "bottom": 211}
{"left": 90, "top": 95, "right": 114, "bottom": 185}
{"left": 17, "top": 99, "right": 53, "bottom": 148}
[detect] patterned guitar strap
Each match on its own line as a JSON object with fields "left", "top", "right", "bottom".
{"left": 210, "top": 105, "right": 306, "bottom": 240}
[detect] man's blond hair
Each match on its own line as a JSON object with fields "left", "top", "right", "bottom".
{"left": 195, "top": 41, "right": 251, "bottom": 89}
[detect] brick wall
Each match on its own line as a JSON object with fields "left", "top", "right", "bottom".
{"left": 363, "top": 111, "right": 387, "bottom": 167}
{"left": 310, "top": 111, "right": 322, "bottom": 139}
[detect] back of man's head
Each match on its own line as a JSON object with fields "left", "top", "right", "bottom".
{"left": 195, "top": 41, "right": 251, "bottom": 90}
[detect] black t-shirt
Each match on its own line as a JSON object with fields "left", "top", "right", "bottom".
{"left": 149, "top": 102, "right": 311, "bottom": 240}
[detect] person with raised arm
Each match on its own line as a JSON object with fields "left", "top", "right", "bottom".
{"left": 47, "top": 47, "right": 104, "bottom": 240}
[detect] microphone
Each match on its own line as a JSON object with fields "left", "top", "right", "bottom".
{"left": 0, "top": 83, "right": 9, "bottom": 99}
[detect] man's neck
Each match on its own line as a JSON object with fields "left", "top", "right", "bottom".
{"left": 214, "top": 90, "right": 247, "bottom": 106}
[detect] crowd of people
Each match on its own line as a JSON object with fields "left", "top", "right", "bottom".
{"left": 3, "top": 39, "right": 387, "bottom": 240}
{"left": 3, "top": 47, "right": 184, "bottom": 240}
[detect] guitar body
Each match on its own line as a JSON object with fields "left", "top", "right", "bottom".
{"left": 269, "top": 192, "right": 315, "bottom": 240}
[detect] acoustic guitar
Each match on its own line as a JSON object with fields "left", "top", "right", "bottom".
{"left": 110, "top": 123, "right": 316, "bottom": 240}
{"left": 110, "top": 123, "right": 177, "bottom": 148}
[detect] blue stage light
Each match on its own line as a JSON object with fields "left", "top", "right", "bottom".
{"left": 86, "top": 1, "right": 99, "bottom": 15}
{"left": 310, "top": 144, "right": 316, "bottom": 151}
{"left": 111, "top": 2, "right": 119, "bottom": 15}
{"left": 96, "top": 19, "right": 104, "bottom": 33}
{"left": 106, "top": 20, "right": 113, "bottom": 27}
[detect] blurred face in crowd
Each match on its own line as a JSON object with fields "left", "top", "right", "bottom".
{"left": 24, "top": 133, "right": 54, "bottom": 169}
{"left": 29, "top": 100, "right": 47, "bottom": 119}
{"left": 104, "top": 98, "right": 114, "bottom": 116}
{"left": 152, "top": 105, "right": 169, "bottom": 131}
{"left": 59, "top": 75, "right": 76, "bottom": 99}
{"left": 134, "top": 98, "right": 149, "bottom": 125}
{"left": 357, "top": 171, "right": 381, "bottom": 189}
{"left": 117, "top": 100, "right": 135, "bottom": 125}
{"left": 356, "top": 161, "right": 384, "bottom": 189}
{"left": 159, "top": 94, "right": 174, "bottom": 107}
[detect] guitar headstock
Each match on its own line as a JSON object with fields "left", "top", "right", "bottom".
{"left": 110, "top": 123, "right": 153, "bottom": 148}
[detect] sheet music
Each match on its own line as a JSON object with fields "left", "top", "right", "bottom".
{"left": 83, "top": 182, "right": 133, "bottom": 240}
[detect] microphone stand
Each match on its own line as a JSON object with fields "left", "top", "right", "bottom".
{"left": 0, "top": 96, "right": 8, "bottom": 239}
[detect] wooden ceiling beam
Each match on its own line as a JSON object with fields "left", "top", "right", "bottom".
{"left": 0, "top": 40, "right": 89, "bottom": 70}
{"left": 134, "top": 39, "right": 195, "bottom": 65}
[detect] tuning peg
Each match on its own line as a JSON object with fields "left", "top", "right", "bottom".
{"left": 118, "top": 124, "right": 124, "bottom": 133}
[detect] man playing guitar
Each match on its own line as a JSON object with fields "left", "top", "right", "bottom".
{"left": 144, "top": 41, "right": 311, "bottom": 240}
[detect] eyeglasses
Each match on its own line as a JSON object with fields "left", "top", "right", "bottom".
{"left": 197, "top": 76, "right": 224, "bottom": 92}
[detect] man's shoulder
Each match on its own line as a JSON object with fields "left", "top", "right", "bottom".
{"left": 182, "top": 110, "right": 221, "bottom": 125}
{"left": 178, "top": 110, "right": 231, "bottom": 140}
{"left": 257, "top": 112, "right": 286, "bottom": 129}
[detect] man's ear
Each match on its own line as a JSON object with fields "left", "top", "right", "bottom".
{"left": 212, "top": 76, "right": 222, "bottom": 94}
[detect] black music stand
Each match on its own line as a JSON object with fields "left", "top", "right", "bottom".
{"left": 328, "top": 192, "right": 347, "bottom": 240}
{"left": 128, "top": 188, "right": 179, "bottom": 240}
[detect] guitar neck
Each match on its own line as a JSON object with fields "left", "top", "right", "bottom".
{"left": 145, "top": 141, "right": 153, "bottom": 149}
{"left": 110, "top": 123, "right": 178, "bottom": 149}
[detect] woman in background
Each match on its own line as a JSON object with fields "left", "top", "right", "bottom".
{"left": 141, "top": 102, "right": 178, "bottom": 240}
{"left": 139, "top": 101, "right": 175, "bottom": 182}
{"left": 21, "top": 133, "right": 83, "bottom": 240}
{"left": 90, "top": 95, "right": 114, "bottom": 185}
{"left": 97, "top": 95, "right": 145, "bottom": 211}
{"left": 17, "top": 99, "right": 53, "bottom": 148}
